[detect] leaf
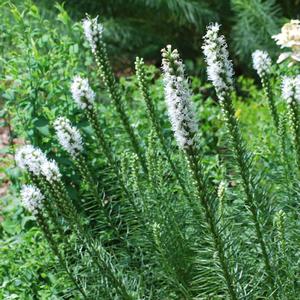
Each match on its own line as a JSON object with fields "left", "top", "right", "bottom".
{"left": 34, "top": 117, "right": 50, "bottom": 136}
{"left": 1, "top": 219, "right": 20, "bottom": 235}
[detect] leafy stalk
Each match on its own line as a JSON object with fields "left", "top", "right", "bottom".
{"left": 83, "top": 16, "right": 147, "bottom": 173}
{"left": 203, "top": 24, "right": 277, "bottom": 296}
{"left": 135, "top": 57, "right": 189, "bottom": 196}
{"left": 161, "top": 45, "right": 239, "bottom": 299}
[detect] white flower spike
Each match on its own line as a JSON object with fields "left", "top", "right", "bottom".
{"left": 15, "top": 145, "right": 47, "bottom": 176}
{"left": 41, "top": 159, "right": 62, "bottom": 183}
{"left": 252, "top": 50, "right": 272, "bottom": 78}
{"left": 82, "top": 15, "right": 103, "bottom": 53}
{"left": 282, "top": 76, "right": 300, "bottom": 104}
{"left": 202, "top": 23, "right": 234, "bottom": 99}
{"left": 54, "top": 117, "right": 84, "bottom": 158}
{"left": 21, "top": 184, "right": 44, "bottom": 215}
{"left": 71, "top": 76, "right": 95, "bottom": 110}
{"left": 161, "top": 45, "right": 198, "bottom": 150}
{"left": 16, "top": 145, "right": 62, "bottom": 183}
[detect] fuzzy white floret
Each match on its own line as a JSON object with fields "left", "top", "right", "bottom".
{"left": 202, "top": 23, "right": 234, "bottom": 97}
{"left": 41, "top": 159, "right": 62, "bottom": 183}
{"left": 54, "top": 117, "right": 83, "bottom": 157}
{"left": 70, "top": 76, "right": 95, "bottom": 110}
{"left": 15, "top": 145, "right": 47, "bottom": 176}
{"left": 252, "top": 50, "right": 272, "bottom": 78}
{"left": 282, "top": 76, "right": 300, "bottom": 104}
{"left": 21, "top": 184, "right": 44, "bottom": 215}
{"left": 161, "top": 45, "right": 198, "bottom": 150}
{"left": 82, "top": 16, "right": 103, "bottom": 53}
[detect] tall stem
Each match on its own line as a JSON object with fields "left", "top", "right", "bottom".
{"left": 73, "top": 153, "right": 123, "bottom": 240}
{"left": 36, "top": 213, "right": 87, "bottom": 299}
{"left": 186, "top": 147, "right": 238, "bottom": 300}
{"left": 50, "top": 179, "right": 136, "bottom": 300}
{"left": 135, "top": 57, "right": 189, "bottom": 197}
{"left": 219, "top": 95, "right": 277, "bottom": 296}
{"left": 287, "top": 98, "right": 300, "bottom": 168}
{"left": 94, "top": 42, "right": 147, "bottom": 173}
{"left": 262, "top": 77, "right": 279, "bottom": 131}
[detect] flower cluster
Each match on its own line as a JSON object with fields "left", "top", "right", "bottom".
{"left": 217, "top": 181, "right": 226, "bottom": 200}
{"left": 82, "top": 15, "right": 103, "bottom": 53}
{"left": 272, "top": 20, "right": 300, "bottom": 64}
{"left": 54, "top": 117, "right": 84, "bottom": 158}
{"left": 16, "top": 145, "right": 61, "bottom": 182}
{"left": 41, "top": 160, "right": 62, "bottom": 183}
{"left": 16, "top": 145, "right": 47, "bottom": 175}
{"left": 252, "top": 50, "right": 272, "bottom": 78}
{"left": 71, "top": 76, "right": 95, "bottom": 110}
{"left": 21, "top": 184, "right": 44, "bottom": 215}
{"left": 161, "top": 45, "right": 198, "bottom": 150}
{"left": 281, "top": 76, "right": 300, "bottom": 104}
{"left": 202, "top": 23, "right": 234, "bottom": 99}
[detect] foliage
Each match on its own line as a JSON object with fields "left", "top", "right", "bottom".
{"left": 1, "top": 1, "right": 300, "bottom": 299}
{"left": 38, "top": 0, "right": 300, "bottom": 72}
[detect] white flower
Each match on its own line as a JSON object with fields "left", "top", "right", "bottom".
{"left": 202, "top": 23, "right": 234, "bottom": 98}
{"left": 272, "top": 20, "right": 300, "bottom": 48}
{"left": 54, "top": 117, "right": 83, "bottom": 157}
{"left": 16, "top": 145, "right": 62, "bottom": 183}
{"left": 21, "top": 184, "right": 44, "bottom": 215}
{"left": 41, "top": 159, "right": 62, "bottom": 183}
{"left": 281, "top": 76, "right": 300, "bottom": 104}
{"left": 70, "top": 76, "right": 95, "bottom": 110}
{"left": 82, "top": 15, "right": 103, "bottom": 53}
{"left": 161, "top": 45, "right": 198, "bottom": 150}
{"left": 15, "top": 145, "right": 47, "bottom": 176}
{"left": 252, "top": 50, "right": 272, "bottom": 78}
{"left": 217, "top": 181, "right": 226, "bottom": 199}
{"left": 272, "top": 20, "right": 300, "bottom": 64}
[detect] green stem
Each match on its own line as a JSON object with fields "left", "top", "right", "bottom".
{"left": 287, "top": 98, "right": 300, "bottom": 168}
{"left": 51, "top": 179, "right": 136, "bottom": 300}
{"left": 86, "top": 108, "right": 150, "bottom": 232}
{"left": 262, "top": 77, "right": 288, "bottom": 164}
{"left": 262, "top": 77, "right": 279, "bottom": 132}
{"left": 135, "top": 58, "right": 189, "bottom": 198}
{"left": 186, "top": 147, "right": 238, "bottom": 300}
{"left": 219, "top": 95, "right": 277, "bottom": 297}
{"left": 86, "top": 108, "right": 114, "bottom": 165}
{"left": 30, "top": 175, "right": 64, "bottom": 237}
{"left": 73, "top": 154, "right": 123, "bottom": 240}
{"left": 36, "top": 213, "right": 87, "bottom": 299}
{"left": 94, "top": 42, "right": 147, "bottom": 173}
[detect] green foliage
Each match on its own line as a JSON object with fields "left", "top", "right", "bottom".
{"left": 2, "top": 1, "right": 300, "bottom": 299}
{"left": 231, "top": 0, "right": 282, "bottom": 63}
{"left": 0, "top": 194, "right": 75, "bottom": 299}
{"left": 41, "top": 0, "right": 300, "bottom": 71}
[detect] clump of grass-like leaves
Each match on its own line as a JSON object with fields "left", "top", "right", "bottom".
{"left": 13, "top": 14, "right": 300, "bottom": 300}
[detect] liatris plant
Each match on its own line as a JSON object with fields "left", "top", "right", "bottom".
{"left": 252, "top": 50, "right": 279, "bottom": 131}
{"left": 252, "top": 50, "right": 288, "bottom": 162}
{"left": 82, "top": 15, "right": 147, "bottom": 173}
{"left": 203, "top": 23, "right": 277, "bottom": 297}
{"left": 161, "top": 44, "right": 239, "bottom": 300}
{"left": 53, "top": 116, "right": 122, "bottom": 237}
{"left": 12, "top": 13, "right": 300, "bottom": 300}
{"left": 281, "top": 76, "right": 300, "bottom": 168}
{"left": 70, "top": 75, "right": 114, "bottom": 165}
{"left": 20, "top": 184, "right": 88, "bottom": 298}
{"left": 135, "top": 57, "right": 188, "bottom": 196}
{"left": 17, "top": 145, "right": 137, "bottom": 299}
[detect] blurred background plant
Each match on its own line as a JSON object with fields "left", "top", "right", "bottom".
{"left": 37, "top": 0, "right": 300, "bottom": 73}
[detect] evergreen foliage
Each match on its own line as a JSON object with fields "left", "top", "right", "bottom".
{"left": 47, "top": 0, "right": 300, "bottom": 70}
